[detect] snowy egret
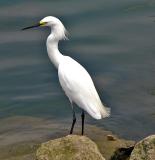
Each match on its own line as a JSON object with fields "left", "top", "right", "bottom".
{"left": 22, "top": 16, "right": 110, "bottom": 135}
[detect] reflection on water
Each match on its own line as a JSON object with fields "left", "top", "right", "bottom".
{"left": 0, "top": 0, "right": 155, "bottom": 141}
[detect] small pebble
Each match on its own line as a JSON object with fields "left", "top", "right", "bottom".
{"left": 107, "top": 135, "right": 117, "bottom": 141}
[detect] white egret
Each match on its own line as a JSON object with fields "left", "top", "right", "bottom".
{"left": 22, "top": 16, "right": 110, "bottom": 135}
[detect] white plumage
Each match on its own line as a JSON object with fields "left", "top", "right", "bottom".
{"left": 22, "top": 16, "right": 110, "bottom": 134}
{"left": 58, "top": 56, "right": 110, "bottom": 119}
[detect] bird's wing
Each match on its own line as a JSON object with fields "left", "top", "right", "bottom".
{"left": 58, "top": 56, "right": 110, "bottom": 119}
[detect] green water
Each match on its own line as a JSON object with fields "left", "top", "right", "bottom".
{"left": 0, "top": 0, "right": 155, "bottom": 141}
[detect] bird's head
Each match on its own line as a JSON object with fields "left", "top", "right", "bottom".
{"left": 22, "top": 16, "right": 68, "bottom": 40}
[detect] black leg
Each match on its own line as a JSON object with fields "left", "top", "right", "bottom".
{"left": 70, "top": 104, "right": 76, "bottom": 134}
{"left": 81, "top": 110, "right": 85, "bottom": 135}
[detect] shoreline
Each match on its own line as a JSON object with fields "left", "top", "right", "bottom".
{"left": 0, "top": 116, "right": 135, "bottom": 160}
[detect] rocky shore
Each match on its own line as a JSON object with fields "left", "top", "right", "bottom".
{"left": 36, "top": 134, "right": 155, "bottom": 160}
{"left": 0, "top": 116, "right": 155, "bottom": 160}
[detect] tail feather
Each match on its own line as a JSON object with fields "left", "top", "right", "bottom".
{"left": 100, "top": 104, "right": 111, "bottom": 118}
{"left": 78, "top": 92, "right": 111, "bottom": 120}
{"left": 85, "top": 101, "right": 110, "bottom": 120}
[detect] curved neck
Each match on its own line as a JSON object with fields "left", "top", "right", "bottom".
{"left": 46, "top": 34, "right": 64, "bottom": 68}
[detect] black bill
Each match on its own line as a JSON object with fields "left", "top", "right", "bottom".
{"left": 22, "top": 23, "right": 40, "bottom": 30}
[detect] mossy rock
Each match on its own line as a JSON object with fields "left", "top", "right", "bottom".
{"left": 84, "top": 126, "right": 134, "bottom": 160}
{"left": 36, "top": 135, "right": 105, "bottom": 160}
{"left": 130, "top": 135, "right": 155, "bottom": 160}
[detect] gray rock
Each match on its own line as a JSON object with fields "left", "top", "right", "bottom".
{"left": 130, "top": 135, "right": 155, "bottom": 160}
{"left": 36, "top": 135, "right": 105, "bottom": 160}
